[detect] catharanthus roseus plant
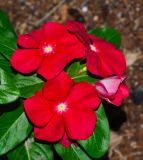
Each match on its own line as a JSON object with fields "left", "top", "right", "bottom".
{"left": 0, "top": 10, "right": 129, "bottom": 160}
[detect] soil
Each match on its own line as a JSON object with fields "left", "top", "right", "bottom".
{"left": 0, "top": 0, "right": 143, "bottom": 159}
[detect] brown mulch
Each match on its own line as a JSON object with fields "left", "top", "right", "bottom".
{"left": 0, "top": 0, "right": 143, "bottom": 159}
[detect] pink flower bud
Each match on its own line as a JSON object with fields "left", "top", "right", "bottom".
{"left": 95, "top": 76, "right": 129, "bottom": 106}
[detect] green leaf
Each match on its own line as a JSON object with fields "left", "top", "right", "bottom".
{"left": 78, "top": 104, "right": 110, "bottom": 158}
{"left": 0, "top": 27, "right": 17, "bottom": 60}
{"left": 66, "top": 61, "right": 97, "bottom": 83}
{"left": 89, "top": 28, "right": 121, "bottom": 48}
{"left": 0, "top": 68, "right": 19, "bottom": 104}
{"left": 0, "top": 103, "right": 32, "bottom": 155}
{"left": 72, "top": 73, "right": 97, "bottom": 83}
{"left": 54, "top": 144, "right": 91, "bottom": 160}
{"left": 0, "top": 10, "right": 16, "bottom": 35}
{"left": 66, "top": 61, "right": 80, "bottom": 77}
{"left": 0, "top": 54, "right": 14, "bottom": 76}
{"left": 0, "top": 10, "right": 17, "bottom": 60}
{"left": 14, "top": 74, "right": 44, "bottom": 98}
{"left": 8, "top": 136, "right": 54, "bottom": 160}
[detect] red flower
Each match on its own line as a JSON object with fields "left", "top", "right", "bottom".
{"left": 67, "top": 21, "right": 126, "bottom": 77}
{"left": 95, "top": 76, "right": 129, "bottom": 106}
{"left": 11, "top": 22, "right": 85, "bottom": 79}
{"left": 24, "top": 72, "right": 100, "bottom": 143}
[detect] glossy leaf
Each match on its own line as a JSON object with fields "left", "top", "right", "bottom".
{"left": 8, "top": 137, "right": 54, "bottom": 160}
{"left": 66, "top": 61, "right": 80, "bottom": 77}
{"left": 0, "top": 104, "right": 32, "bottom": 155}
{"left": 0, "top": 10, "right": 16, "bottom": 35}
{"left": 0, "top": 10, "right": 17, "bottom": 60}
{"left": 78, "top": 104, "right": 110, "bottom": 158}
{"left": 54, "top": 144, "right": 91, "bottom": 160}
{"left": 89, "top": 28, "right": 121, "bottom": 48}
{"left": 0, "top": 27, "right": 17, "bottom": 60}
{"left": 14, "top": 74, "right": 44, "bottom": 98}
{"left": 0, "top": 68, "right": 19, "bottom": 104}
{"left": 72, "top": 73, "right": 97, "bottom": 83}
{"left": 0, "top": 54, "right": 14, "bottom": 76}
{"left": 67, "top": 61, "right": 97, "bottom": 83}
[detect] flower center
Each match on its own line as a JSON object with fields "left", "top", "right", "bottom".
{"left": 57, "top": 103, "right": 67, "bottom": 113}
{"left": 90, "top": 44, "right": 96, "bottom": 52}
{"left": 43, "top": 45, "right": 53, "bottom": 54}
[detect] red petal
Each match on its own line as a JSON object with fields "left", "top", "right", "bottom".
{"left": 24, "top": 92, "right": 56, "bottom": 127}
{"left": 64, "top": 109, "right": 96, "bottom": 140}
{"left": 95, "top": 76, "right": 125, "bottom": 98}
{"left": 42, "top": 22, "right": 67, "bottom": 43}
{"left": 38, "top": 53, "right": 68, "bottom": 79}
{"left": 43, "top": 72, "right": 74, "bottom": 102}
{"left": 59, "top": 133, "right": 72, "bottom": 148}
{"left": 11, "top": 49, "right": 43, "bottom": 73}
{"left": 18, "top": 29, "right": 43, "bottom": 48}
{"left": 66, "top": 82, "right": 100, "bottom": 110}
{"left": 108, "top": 84, "right": 129, "bottom": 106}
{"left": 18, "top": 34, "right": 39, "bottom": 48}
{"left": 66, "top": 21, "right": 91, "bottom": 46}
{"left": 86, "top": 50, "right": 100, "bottom": 75}
{"left": 108, "top": 90, "right": 123, "bottom": 106}
{"left": 119, "top": 84, "right": 129, "bottom": 98}
{"left": 67, "top": 21, "right": 87, "bottom": 34}
{"left": 34, "top": 114, "right": 64, "bottom": 142}
{"left": 87, "top": 36, "right": 126, "bottom": 77}
{"left": 30, "top": 28, "right": 44, "bottom": 43}
{"left": 56, "top": 34, "right": 85, "bottom": 61}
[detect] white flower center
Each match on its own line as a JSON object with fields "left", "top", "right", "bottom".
{"left": 90, "top": 44, "right": 96, "bottom": 52}
{"left": 44, "top": 45, "right": 53, "bottom": 54}
{"left": 57, "top": 103, "right": 67, "bottom": 113}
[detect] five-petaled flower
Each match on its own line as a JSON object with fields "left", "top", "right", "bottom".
{"left": 67, "top": 21, "right": 126, "bottom": 77}
{"left": 95, "top": 76, "right": 129, "bottom": 106}
{"left": 24, "top": 72, "right": 100, "bottom": 143}
{"left": 10, "top": 20, "right": 129, "bottom": 148}
{"left": 10, "top": 22, "right": 85, "bottom": 80}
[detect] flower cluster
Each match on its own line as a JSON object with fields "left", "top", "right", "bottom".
{"left": 10, "top": 21, "right": 129, "bottom": 147}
